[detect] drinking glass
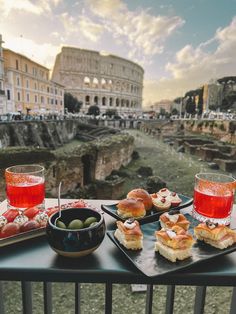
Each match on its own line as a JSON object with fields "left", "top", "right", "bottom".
{"left": 5, "top": 164, "right": 45, "bottom": 212}
{"left": 192, "top": 172, "right": 236, "bottom": 225}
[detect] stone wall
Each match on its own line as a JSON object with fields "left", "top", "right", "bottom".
{"left": 0, "top": 133, "right": 134, "bottom": 200}
{"left": 0, "top": 120, "right": 79, "bottom": 149}
{"left": 183, "top": 120, "right": 236, "bottom": 144}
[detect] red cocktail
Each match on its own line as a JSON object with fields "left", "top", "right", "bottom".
{"left": 192, "top": 173, "right": 236, "bottom": 225}
{"left": 5, "top": 165, "right": 45, "bottom": 211}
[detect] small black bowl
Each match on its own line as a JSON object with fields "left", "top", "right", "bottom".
{"left": 46, "top": 207, "right": 106, "bottom": 258}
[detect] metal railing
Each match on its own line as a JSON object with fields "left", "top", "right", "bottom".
{"left": 0, "top": 282, "right": 235, "bottom": 314}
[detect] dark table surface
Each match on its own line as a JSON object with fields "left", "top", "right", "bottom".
{"left": 0, "top": 199, "right": 236, "bottom": 286}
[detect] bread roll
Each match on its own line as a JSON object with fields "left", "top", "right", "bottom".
{"left": 117, "top": 198, "right": 146, "bottom": 219}
{"left": 127, "top": 188, "right": 153, "bottom": 211}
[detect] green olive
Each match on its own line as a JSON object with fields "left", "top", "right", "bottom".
{"left": 89, "top": 221, "right": 98, "bottom": 227}
{"left": 84, "top": 217, "right": 97, "bottom": 228}
{"left": 56, "top": 220, "right": 67, "bottom": 229}
{"left": 68, "top": 219, "right": 84, "bottom": 230}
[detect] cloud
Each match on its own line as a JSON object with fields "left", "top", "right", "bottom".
{"left": 4, "top": 36, "right": 60, "bottom": 68}
{"left": 0, "top": 0, "right": 62, "bottom": 16}
{"left": 0, "top": 0, "right": 45, "bottom": 16}
{"left": 143, "top": 17, "right": 236, "bottom": 105}
{"left": 86, "top": 0, "right": 185, "bottom": 60}
{"left": 78, "top": 16, "right": 104, "bottom": 42}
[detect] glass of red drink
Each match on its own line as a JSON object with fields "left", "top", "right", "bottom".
{"left": 5, "top": 164, "right": 45, "bottom": 212}
{"left": 192, "top": 172, "right": 236, "bottom": 225}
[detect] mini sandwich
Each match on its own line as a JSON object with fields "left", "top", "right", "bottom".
{"left": 114, "top": 219, "right": 143, "bottom": 250}
{"left": 117, "top": 198, "right": 146, "bottom": 219}
{"left": 159, "top": 210, "right": 190, "bottom": 231}
{"left": 127, "top": 188, "right": 153, "bottom": 211}
{"left": 155, "top": 225, "right": 194, "bottom": 262}
{"left": 194, "top": 221, "right": 236, "bottom": 249}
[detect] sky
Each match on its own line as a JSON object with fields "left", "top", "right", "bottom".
{"left": 1, "top": 0, "right": 236, "bottom": 107}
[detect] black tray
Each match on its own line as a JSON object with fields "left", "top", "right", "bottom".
{"left": 107, "top": 214, "right": 236, "bottom": 277}
{"left": 102, "top": 194, "right": 193, "bottom": 224}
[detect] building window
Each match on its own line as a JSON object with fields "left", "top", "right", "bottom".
{"left": 55, "top": 89, "right": 57, "bottom": 95}
{"left": 25, "top": 64, "right": 28, "bottom": 73}
{"left": 17, "top": 92, "right": 20, "bottom": 101}
{"left": 55, "top": 99, "right": 58, "bottom": 105}
{"left": 51, "top": 99, "right": 54, "bottom": 104}
{"left": 34, "top": 82, "right": 37, "bottom": 90}
{"left": 47, "top": 86, "right": 49, "bottom": 93}
{"left": 7, "top": 90, "right": 10, "bottom": 100}
{"left": 26, "top": 80, "right": 29, "bottom": 88}
{"left": 35, "top": 95, "right": 37, "bottom": 103}
{"left": 17, "top": 77, "right": 20, "bottom": 86}
{"left": 26, "top": 93, "right": 30, "bottom": 102}
{"left": 16, "top": 60, "right": 19, "bottom": 70}
{"left": 41, "top": 96, "right": 44, "bottom": 104}
{"left": 60, "top": 100, "right": 62, "bottom": 105}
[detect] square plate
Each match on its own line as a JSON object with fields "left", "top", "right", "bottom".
{"left": 107, "top": 214, "right": 236, "bottom": 277}
{"left": 101, "top": 194, "right": 193, "bottom": 224}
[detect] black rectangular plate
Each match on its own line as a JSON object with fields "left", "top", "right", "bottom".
{"left": 107, "top": 214, "right": 236, "bottom": 277}
{"left": 102, "top": 194, "right": 193, "bottom": 224}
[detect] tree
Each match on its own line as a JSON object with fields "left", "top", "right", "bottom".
{"left": 87, "top": 105, "right": 100, "bottom": 116}
{"left": 221, "top": 91, "right": 236, "bottom": 111}
{"left": 173, "top": 97, "right": 183, "bottom": 104}
{"left": 64, "top": 93, "right": 82, "bottom": 113}
{"left": 197, "top": 88, "right": 203, "bottom": 115}
{"left": 185, "top": 97, "right": 196, "bottom": 114}
{"left": 171, "top": 108, "right": 179, "bottom": 115}
{"left": 105, "top": 109, "right": 118, "bottom": 117}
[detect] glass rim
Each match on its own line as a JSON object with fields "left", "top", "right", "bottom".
{"left": 195, "top": 172, "right": 236, "bottom": 183}
{"left": 5, "top": 164, "right": 44, "bottom": 175}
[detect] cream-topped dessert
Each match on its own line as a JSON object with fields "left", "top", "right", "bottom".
{"left": 159, "top": 210, "right": 190, "bottom": 230}
{"left": 114, "top": 219, "right": 143, "bottom": 250}
{"left": 166, "top": 192, "right": 182, "bottom": 207}
{"left": 152, "top": 197, "right": 171, "bottom": 211}
{"left": 155, "top": 225, "right": 194, "bottom": 262}
{"left": 158, "top": 188, "right": 171, "bottom": 198}
{"left": 194, "top": 220, "right": 236, "bottom": 249}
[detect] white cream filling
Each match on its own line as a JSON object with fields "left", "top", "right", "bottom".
{"left": 124, "top": 220, "right": 136, "bottom": 229}
{"left": 165, "top": 213, "right": 179, "bottom": 223}
{"left": 166, "top": 230, "right": 176, "bottom": 239}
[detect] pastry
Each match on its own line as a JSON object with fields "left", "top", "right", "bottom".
{"left": 127, "top": 188, "right": 153, "bottom": 211}
{"left": 152, "top": 196, "right": 171, "bottom": 211}
{"left": 194, "top": 221, "right": 236, "bottom": 249}
{"left": 158, "top": 188, "right": 171, "bottom": 198}
{"left": 117, "top": 198, "right": 146, "bottom": 219}
{"left": 166, "top": 192, "right": 182, "bottom": 207}
{"left": 155, "top": 225, "right": 194, "bottom": 262}
{"left": 159, "top": 210, "right": 190, "bottom": 230}
{"left": 114, "top": 219, "right": 143, "bottom": 250}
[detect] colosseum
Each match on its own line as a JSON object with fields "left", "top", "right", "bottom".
{"left": 51, "top": 47, "right": 144, "bottom": 116}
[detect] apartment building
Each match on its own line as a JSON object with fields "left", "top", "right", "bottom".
{"left": 0, "top": 35, "right": 6, "bottom": 114}
{"left": 3, "top": 48, "right": 64, "bottom": 115}
{"left": 203, "top": 83, "right": 223, "bottom": 112}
